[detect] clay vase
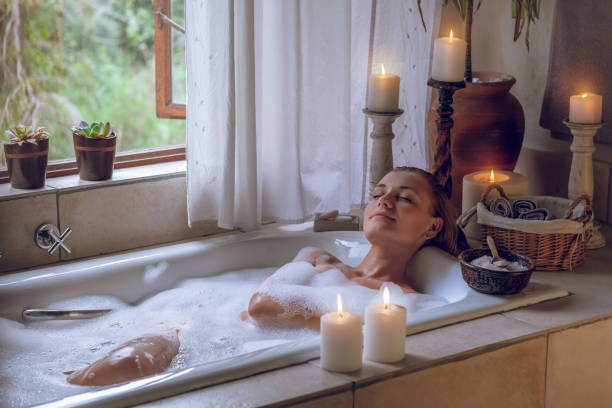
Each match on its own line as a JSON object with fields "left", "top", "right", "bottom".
{"left": 3, "top": 138, "right": 49, "bottom": 189}
{"left": 73, "top": 133, "right": 117, "bottom": 181}
{"left": 428, "top": 71, "right": 525, "bottom": 211}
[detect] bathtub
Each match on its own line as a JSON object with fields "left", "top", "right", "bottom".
{"left": 0, "top": 222, "right": 568, "bottom": 408}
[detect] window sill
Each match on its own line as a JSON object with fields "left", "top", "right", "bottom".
{"left": 0, "top": 160, "right": 186, "bottom": 202}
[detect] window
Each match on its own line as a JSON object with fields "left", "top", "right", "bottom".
{"left": 154, "top": 0, "right": 187, "bottom": 119}
{"left": 0, "top": 0, "right": 186, "bottom": 184}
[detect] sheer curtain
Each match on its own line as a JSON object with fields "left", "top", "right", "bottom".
{"left": 186, "top": 0, "right": 438, "bottom": 230}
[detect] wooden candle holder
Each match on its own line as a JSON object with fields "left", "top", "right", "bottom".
{"left": 563, "top": 119, "right": 606, "bottom": 249}
{"left": 363, "top": 108, "right": 405, "bottom": 194}
{"left": 427, "top": 78, "right": 466, "bottom": 198}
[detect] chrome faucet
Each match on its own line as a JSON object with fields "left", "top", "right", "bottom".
{"left": 35, "top": 224, "right": 72, "bottom": 255}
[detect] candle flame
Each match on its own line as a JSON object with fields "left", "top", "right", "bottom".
{"left": 337, "top": 293, "right": 344, "bottom": 318}
{"left": 381, "top": 64, "right": 386, "bottom": 75}
{"left": 581, "top": 92, "right": 588, "bottom": 98}
{"left": 383, "top": 286, "right": 390, "bottom": 310}
{"left": 450, "top": 29, "right": 454, "bottom": 41}
{"left": 489, "top": 169, "right": 495, "bottom": 183}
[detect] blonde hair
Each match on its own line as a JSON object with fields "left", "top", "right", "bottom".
{"left": 391, "top": 166, "right": 468, "bottom": 257}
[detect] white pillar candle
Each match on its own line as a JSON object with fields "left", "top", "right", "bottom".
{"left": 364, "top": 287, "right": 407, "bottom": 363}
{"left": 431, "top": 30, "right": 467, "bottom": 82}
{"left": 569, "top": 92, "right": 603, "bottom": 124}
{"left": 461, "top": 169, "right": 529, "bottom": 240}
{"left": 367, "top": 64, "right": 400, "bottom": 112}
{"left": 320, "top": 293, "right": 363, "bottom": 372}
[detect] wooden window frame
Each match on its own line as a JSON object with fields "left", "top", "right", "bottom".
{"left": 0, "top": 0, "right": 186, "bottom": 184}
{"left": 154, "top": 0, "right": 187, "bottom": 119}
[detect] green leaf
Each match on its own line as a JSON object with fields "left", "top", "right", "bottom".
{"left": 102, "top": 121, "right": 110, "bottom": 137}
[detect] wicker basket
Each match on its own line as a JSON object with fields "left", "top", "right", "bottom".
{"left": 476, "top": 184, "right": 592, "bottom": 271}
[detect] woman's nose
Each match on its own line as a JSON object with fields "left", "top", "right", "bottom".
{"left": 378, "top": 193, "right": 394, "bottom": 208}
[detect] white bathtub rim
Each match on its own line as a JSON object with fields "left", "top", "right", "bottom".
{"left": 0, "top": 224, "right": 328, "bottom": 288}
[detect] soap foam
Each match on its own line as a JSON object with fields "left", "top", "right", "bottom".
{"left": 0, "top": 263, "right": 447, "bottom": 407}
{"left": 259, "top": 262, "right": 448, "bottom": 319}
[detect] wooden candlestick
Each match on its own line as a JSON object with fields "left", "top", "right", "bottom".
{"left": 563, "top": 119, "right": 606, "bottom": 249}
{"left": 427, "top": 78, "right": 466, "bottom": 198}
{"left": 363, "top": 108, "right": 405, "bottom": 194}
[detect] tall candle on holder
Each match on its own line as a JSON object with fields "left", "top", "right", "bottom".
{"left": 431, "top": 30, "right": 467, "bottom": 82}
{"left": 367, "top": 63, "right": 400, "bottom": 112}
{"left": 320, "top": 293, "right": 363, "bottom": 372}
{"left": 569, "top": 92, "right": 602, "bottom": 124}
{"left": 364, "top": 287, "right": 406, "bottom": 363}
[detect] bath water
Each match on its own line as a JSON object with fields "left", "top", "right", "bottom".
{"left": 0, "top": 262, "right": 446, "bottom": 407}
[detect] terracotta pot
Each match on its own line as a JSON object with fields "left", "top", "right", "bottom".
{"left": 73, "top": 133, "right": 117, "bottom": 181}
{"left": 428, "top": 71, "right": 525, "bottom": 211}
{"left": 3, "top": 138, "right": 49, "bottom": 189}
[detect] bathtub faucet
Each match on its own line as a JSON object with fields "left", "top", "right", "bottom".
{"left": 35, "top": 223, "right": 72, "bottom": 255}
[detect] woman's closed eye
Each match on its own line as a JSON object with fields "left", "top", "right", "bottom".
{"left": 399, "top": 196, "right": 413, "bottom": 203}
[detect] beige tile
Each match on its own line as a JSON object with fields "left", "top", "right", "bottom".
{"left": 58, "top": 176, "right": 225, "bottom": 260}
{"left": 136, "top": 363, "right": 351, "bottom": 408}
{"left": 311, "top": 313, "right": 542, "bottom": 385}
{"left": 546, "top": 318, "right": 612, "bottom": 408}
{"left": 0, "top": 194, "right": 59, "bottom": 273}
{"left": 288, "top": 391, "right": 353, "bottom": 408}
{"left": 355, "top": 337, "right": 547, "bottom": 408}
{"left": 503, "top": 267, "right": 612, "bottom": 331}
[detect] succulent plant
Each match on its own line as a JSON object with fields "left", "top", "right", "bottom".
{"left": 4, "top": 125, "right": 50, "bottom": 143}
{"left": 71, "top": 121, "right": 115, "bottom": 139}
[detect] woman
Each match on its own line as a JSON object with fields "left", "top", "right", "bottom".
{"left": 246, "top": 167, "right": 466, "bottom": 329}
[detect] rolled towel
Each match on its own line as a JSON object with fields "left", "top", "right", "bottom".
{"left": 489, "top": 197, "right": 513, "bottom": 218}
{"left": 512, "top": 199, "right": 537, "bottom": 218}
{"left": 518, "top": 208, "right": 550, "bottom": 221}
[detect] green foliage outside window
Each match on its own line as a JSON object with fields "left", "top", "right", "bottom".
{"left": 0, "top": 0, "right": 186, "bottom": 166}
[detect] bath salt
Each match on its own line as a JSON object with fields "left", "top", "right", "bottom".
{"left": 470, "top": 255, "right": 527, "bottom": 272}
{"left": 0, "top": 262, "right": 448, "bottom": 407}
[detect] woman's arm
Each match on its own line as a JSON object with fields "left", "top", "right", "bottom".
{"left": 247, "top": 292, "right": 320, "bottom": 330}
{"left": 245, "top": 248, "right": 342, "bottom": 329}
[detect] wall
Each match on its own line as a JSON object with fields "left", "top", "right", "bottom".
{"left": 0, "top": 162, "right": 224, "bottom": 274}
{"left": 439, "top": 1, "right": 612, "bottom": 223}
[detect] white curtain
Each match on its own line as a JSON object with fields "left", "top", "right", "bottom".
{"left": 186, "top": 0, "right": 439, "bottom": 230}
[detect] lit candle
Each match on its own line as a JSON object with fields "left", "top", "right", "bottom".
{"left": 569, "top": 92, "right": 603, "bottom": 124}
{"left": 364, "top": 287, "right": 406, "bottom": 363}
{"left": 431, "top": 30, "right": 467, "bottom": 82}
{"left": 367, "top": 64, "right": 400, "bottom": 112}
{"left": 320, "top": 293, "right": 363, "bottom": 372}
{"left": 461, "top": 169, "right": 529, "bottom": 239}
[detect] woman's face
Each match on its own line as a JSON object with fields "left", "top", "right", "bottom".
{"left": 363, "top": 171, "right": 443, "bottom": 250}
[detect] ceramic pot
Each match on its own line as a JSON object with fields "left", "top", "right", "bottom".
{"left": 73, "top": 133, "right": 117, "bottom": 181}
{"left": 3, "top": 138, "right": 49, "bottom": 189}
{"left": 428, "top": 71, "right": 525, "bottom": 211}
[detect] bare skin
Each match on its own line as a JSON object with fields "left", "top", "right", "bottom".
{"left": 245, "top": 171, "right": 444, "bottom": 329}
{"left": 67, "top": 330, "right": 180, "bottom": 386}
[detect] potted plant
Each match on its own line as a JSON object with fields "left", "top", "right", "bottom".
{"left": 3, "top": 125, "right": 50, "bottom": 189}
{"left": 71, "top": 121, "right": 117, "bottom": 181}
{"left": 423, "top": 0, "right": 541, "bottom": 210}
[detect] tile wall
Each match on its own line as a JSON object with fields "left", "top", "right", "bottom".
{"left": 0, "top": 163, "right": 225, "bottom": 274}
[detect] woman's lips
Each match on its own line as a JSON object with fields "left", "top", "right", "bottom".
{"left": 371, "top": 212, "right": 395, "bottom": 221}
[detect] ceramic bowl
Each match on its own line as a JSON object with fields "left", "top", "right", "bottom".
{"left": 458, "top": 248, "right": 535, "bottom": 295}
